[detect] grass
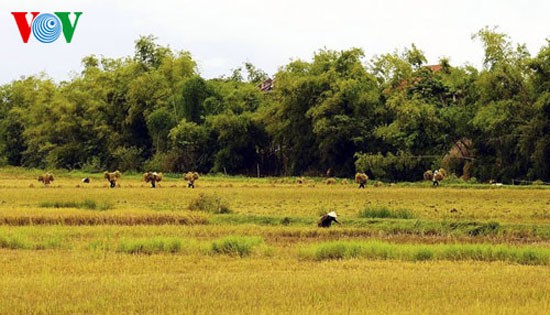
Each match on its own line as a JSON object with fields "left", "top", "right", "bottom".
{"left": 0, "top": 251, "right": 549, "bottom": 314}
{"left": 0, "top": 167, "right": 549, "bottom": 314}
{"left": 0, "top": 232, "right": 61, "bottom": 250}
{"left": 300, "top": 240, "right": 550, "bottom": 265}
{"left": 210, "top": 214, "right": 550, "bottom": 240}
{"left": 188, "top": 193, "right": 232, "bottom": 214}
{"left": 211, "top": 236, "right": 264, "bottom": 257}
{"left": 39, "top": 199, "right": 113, "bottom": 211}
{"left": 359, "top": 206, "right": 415, "bottom": 219}
{"left": 117, "top": 237, "right": 184, "bottom": 254}
{"left": 109, "top": 235, "right": 266, "bottom": 258}
{"left": 0, "top": 211, "right": 209, "bottom": 226}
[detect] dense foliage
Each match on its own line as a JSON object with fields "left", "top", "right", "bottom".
{"left": 0, "top": 29, "right": 548, "bottom": 182}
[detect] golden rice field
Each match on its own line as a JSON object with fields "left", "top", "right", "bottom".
{"left": 0, "top": 168, "right": 549, "bottom": 314}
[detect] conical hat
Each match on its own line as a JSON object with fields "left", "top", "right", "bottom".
{"left": 327, "top": 211, "right": 337, "bottom": 218}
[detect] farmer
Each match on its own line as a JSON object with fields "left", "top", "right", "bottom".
{"left": 432, "top": 170, "right": 440, "bottom": 187}
{"left": 355, "top": 173, "right": 368, "bottom": 189}
{"left": 318, "top": 211, "right": 340, "bottom": 228}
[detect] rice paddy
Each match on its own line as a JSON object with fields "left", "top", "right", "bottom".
{"left": 0, "top": 168, "right": 549, "bottom": 314}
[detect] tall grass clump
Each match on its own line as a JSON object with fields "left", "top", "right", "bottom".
{"left": 0, "top": 233, "right": 62, "bottom": 250}
{"left": 39, "top": 199, "right": 113, "bottom": 211}
{"left": 468, "top": 221, "right": 500, "bottom": 236}
{"left": 299, "top": 241, "right": 550, "bottom": 265}
{"left": 359, "top": 206, "right": 414, "bottom": 219}
{"left": 0, "top": 234, "right": 30, "bottom": 249}
{"left": 189, "top": 193, "right": 232, "bottom": 214}
{"left": 210, "top": 236, "right": 263, "bottom": 257}
{"left": 116, "top": 237, "right": 183, "bottom": 254}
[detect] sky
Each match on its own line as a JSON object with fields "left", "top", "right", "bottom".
{"left": 0, "top": 0, "right": 548, "bottom": 84}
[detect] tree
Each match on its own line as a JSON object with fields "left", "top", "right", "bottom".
{"left": 169, "top": 119, "right": 210, "bottom": 172}
{"left": 146, "top": 108, "right": 176, "bottom": 153}
{"left": 207, "top": 112, "right": 268, "bottom": 174}
{"left": 178, "top": 76, "right": 214, "bottom": 123}
{"left": 469, "top": 27, "right": 533, "bottom": 182}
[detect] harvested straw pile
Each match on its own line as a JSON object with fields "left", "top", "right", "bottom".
{"left": 326, "top": 178, "right": 337, "bottom": 185}
{"left": 296, "top": 177, "right": 305, "bottom": 184}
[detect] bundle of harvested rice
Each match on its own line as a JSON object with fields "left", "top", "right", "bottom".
{"left": 184, "top": 172, "right": 200, "bottom": 188}
{"left": 423, "top": 170, "right": 433, "bottom": 181}
{"left": 355, "top": 173, "right": 368, "bottom": 184}
{"left": 184, "top": 172, "right": 199, "bottom": 182}
{"left": 355, "top": 172, "right": 368, "bottom": 189}
{"left": 144, "top": 172, "right": 163, "bottom": 188}
{"left": 104, "top": 170, "right": 122, "bottom": 188}
{"left": 38, "top": 173, "right": 55, "bottom": 185}
{"left": 326, "top": 178, "right": 336, "bottom": 185}
{"left": 424, "top": 169, "right": 446, "bottom": 182}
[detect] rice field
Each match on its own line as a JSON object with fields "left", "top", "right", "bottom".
{"left": 0, "top": 168, "right": 549, "bottom": 314}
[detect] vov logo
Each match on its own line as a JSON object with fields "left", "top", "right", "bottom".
{"left": 12, "top": 12, "right": 83, "bottom": 44}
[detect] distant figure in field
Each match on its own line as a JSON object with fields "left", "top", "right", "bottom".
{"left": 81, "top": 177, "right": 90, "bottom": 184}
{"left": 432, "top": 170, "right": 440, "bottom": 187}
{"left": 104, "top": 170, "right": 121, "bottom": 188}
{"left": 355, "top": 173, "right": 368, "bottom": 189}
{"left": 184, "top": 172, "right": 199, "bottom": 188}
{"left": 38, "top": 173, "right": 55, "bottom": 186}
{"left": 144, "top": 171, "right": 163, "bottom": 188}
{"left": 423, "top": 169, "right": 446, "bottom": 187}
{"left": 318, "top": 211, "right": 340, "bottom": 228}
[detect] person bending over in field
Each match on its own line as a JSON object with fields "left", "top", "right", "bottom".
{"left": 318, "top": 211, "right": 340, "bottom": 228}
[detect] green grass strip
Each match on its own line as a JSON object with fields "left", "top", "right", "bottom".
{"left": 299, "top": 240, "right": 550, "bottom": 265}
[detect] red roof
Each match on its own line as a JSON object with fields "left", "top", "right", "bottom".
{"left": 425, "top": 65, "right": 443, "bottom": 72}
{"left": 258, "top": 78, "right": 273, "bottom": 92}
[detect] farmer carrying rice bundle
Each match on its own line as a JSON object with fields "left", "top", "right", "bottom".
{"left": 423, "top": 169, "right": 446, "bottom": 187}
{"left": 355, "top": 173, "right": 368, "bottom": 189}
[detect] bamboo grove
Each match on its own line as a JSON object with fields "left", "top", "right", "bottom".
{"left": 0, "top": 27, "right": 549, "bottom": 182}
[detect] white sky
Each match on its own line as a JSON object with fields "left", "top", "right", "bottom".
{"left": 0, "top": 0, "right": 548, "bottom": 84}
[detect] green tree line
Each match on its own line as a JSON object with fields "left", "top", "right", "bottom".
{"left": 0, "top": 28, "right": 548, "bottom": 182}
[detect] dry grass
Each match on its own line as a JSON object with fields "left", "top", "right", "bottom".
{"left": 0, "top": 251, "right": 549, "bottom": 314}
{"left": 0, "top": 168, "right": 549, "bottom": 314}
{"left": 0, "top": 211, "right": 208, "bottom": 226}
